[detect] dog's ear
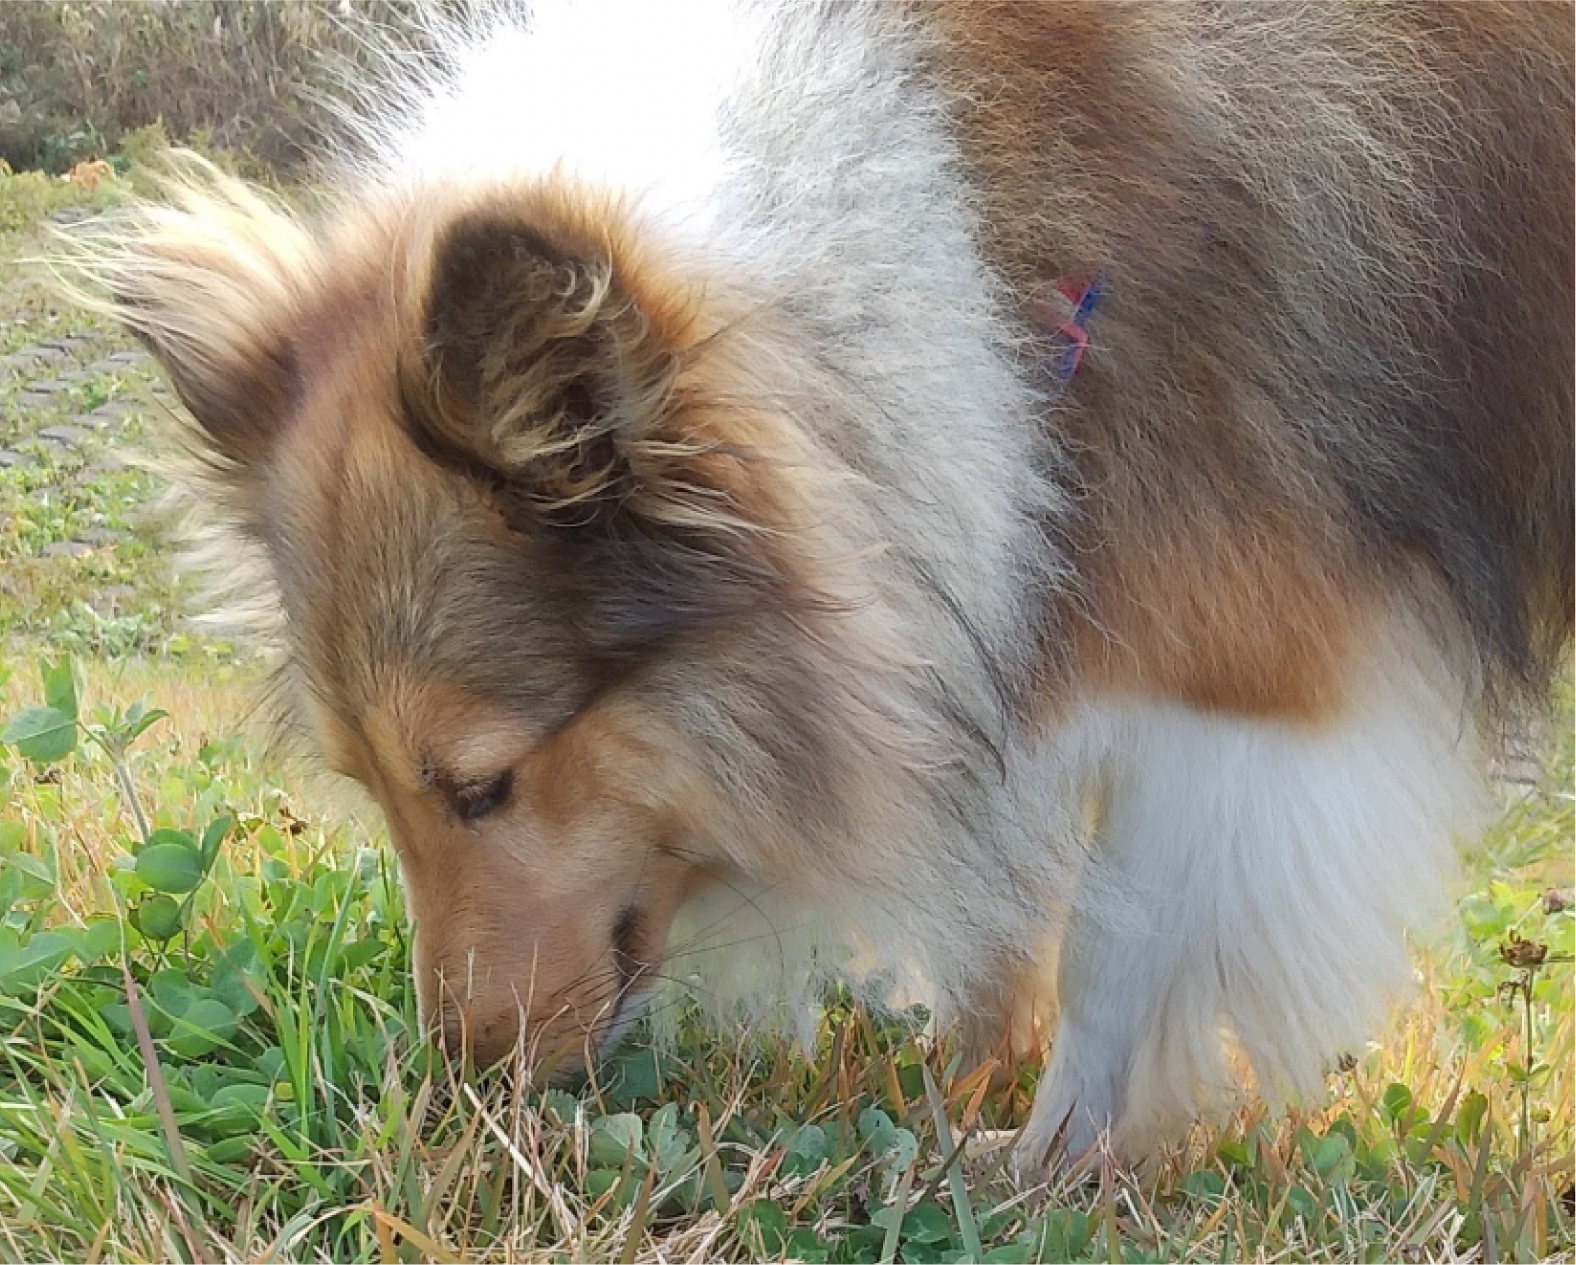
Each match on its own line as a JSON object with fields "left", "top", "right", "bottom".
{"left": 409, "top": 209, "right": 714, "bottom": 527}
{"left": 97, "top": 160, "right": 305, "bottom": 475}
{"left": 406, "top": 206, "right": 805, "bottom": 651}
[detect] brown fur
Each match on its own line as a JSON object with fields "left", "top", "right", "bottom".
{"left": 928, "top": 1, "right": 1574, "bottom": 719}
{"left": 361, "top": 684, "right": 711, "bottom": 1068}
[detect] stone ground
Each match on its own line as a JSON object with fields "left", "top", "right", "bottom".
{"left": 0, "top": 269, "right": 165, "bottom": 560}
{"left": 0, "top": 193, "right": 197, "bottom": 662}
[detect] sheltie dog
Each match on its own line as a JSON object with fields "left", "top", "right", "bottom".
{"left": 87, "top": 1, "right": 1572, "bottom": 1167}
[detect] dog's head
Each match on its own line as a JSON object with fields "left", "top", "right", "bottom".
{"left": 98, "top": 161, "right": 841, "bottom": 1071}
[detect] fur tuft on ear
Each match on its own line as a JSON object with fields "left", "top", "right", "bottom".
{"left": 64, "top": 152, "right": 309, "bottom": 476}
{"left": 400, "top": 194, "right": 822, "bottom": 655}
{"left": 405, "top": 203, "right": 745, "bottom": 530}
{"left": 415, "top": 212, "right": 637, "bottom": 517}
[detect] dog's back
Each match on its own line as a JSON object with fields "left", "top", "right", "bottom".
{"left": 923, "top": 2, "right": 1573, "bottom": 1159}
{"left": 933, "top": 1, "right": 1573, "bottom": 715}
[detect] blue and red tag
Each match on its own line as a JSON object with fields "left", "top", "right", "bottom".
{"left": 1031, "top": 272, "right": 1106, "bottom": 386}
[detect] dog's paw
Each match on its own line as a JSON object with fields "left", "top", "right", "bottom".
{"left": 1014, "top": 1031, "right": 1119, "bottom": 1177}
{"left": 1008, "top": 1128, "right": 1058, "bottom": 1183}
{"left": 1014, "top": 1090, "right": 1103, "bottom": 1178}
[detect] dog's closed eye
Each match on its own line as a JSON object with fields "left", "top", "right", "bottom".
{"left": 454, "top": 770, "right": 513, "bottom": 823}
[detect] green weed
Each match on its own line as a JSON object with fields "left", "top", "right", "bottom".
{"left": 0, "top": 576, "right": 1570, "bottom": 1265}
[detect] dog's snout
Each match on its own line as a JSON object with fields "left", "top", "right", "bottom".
{"left": 435, "top": 1003, "right": 519, "bottom": 1068}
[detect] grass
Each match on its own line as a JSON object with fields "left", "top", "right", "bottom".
{"left": 0, "top": 153, "right": 1572, "bottom": 1264}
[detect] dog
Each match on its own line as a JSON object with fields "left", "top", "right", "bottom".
{"left": 86, "top": 1, "right": 1572, "bottom": 1168}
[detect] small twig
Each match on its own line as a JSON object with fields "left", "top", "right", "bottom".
{"left": 1498, "top": 933, "right": 1551, "bottom": 1165}
{"left": 120, "top": 962, "right": 194, "bottom": 1189}
{"left": 1520, "top": 966, "right": 1537, "bottom": 1162}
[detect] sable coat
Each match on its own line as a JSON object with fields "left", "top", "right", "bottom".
{"left": 93, "top": 1, "right": 1573, "bottom": 1163}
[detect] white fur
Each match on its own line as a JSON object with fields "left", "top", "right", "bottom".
{"left": 1020, "top": 621, "right": 1488, "bottom": 1161}
{"left": 355, "top": 0, "right": 763, "bottom": 241}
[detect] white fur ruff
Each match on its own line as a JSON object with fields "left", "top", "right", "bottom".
{"left": 1024, "top": 623, "right": 1487, "bottom": 1158}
